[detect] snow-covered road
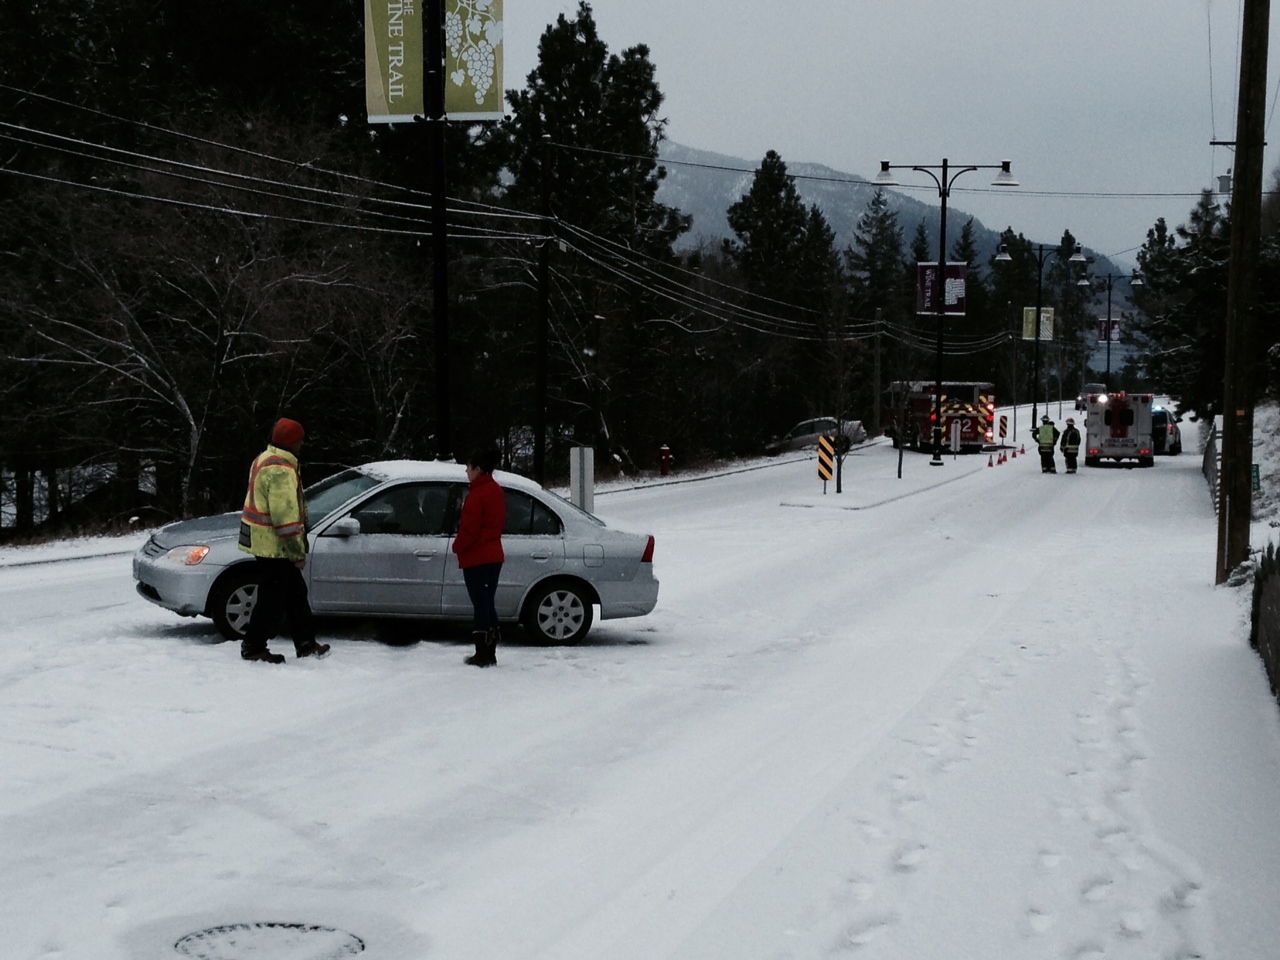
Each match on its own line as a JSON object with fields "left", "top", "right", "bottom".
{"left": 5, "top": 433, "right": 1280, "bottom": 960}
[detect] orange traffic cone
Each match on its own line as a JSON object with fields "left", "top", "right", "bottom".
{"left": 1020, "top": 444, "right": 1026, "bottom": 456}
{"left": 1011, "top": 448, "right": 1017, "bottom": 459}
{"left": 988, "top": 455, "right": 993, "bottom": 467}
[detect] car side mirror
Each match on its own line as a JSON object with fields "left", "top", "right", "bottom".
{"left": 322, "top": 517, "right": 361, "bottom": 538}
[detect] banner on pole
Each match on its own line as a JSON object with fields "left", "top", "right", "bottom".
{"left": 445, "top": 0, "right": 504, "bottom": 120}
{"left": 366, "top": 0, "right": 503, "bottom": 124}
{"left": 1021, "top": 307, "right": 1054, "bottom": 341}
{"left": 1097, "top": 317, "right": 1122, "bottom": 343}
{"left": 365, "top": 0, "right": 425, "bottom": 123}
{"left": 916, "top": 263, "right": 967, "bottom": 316}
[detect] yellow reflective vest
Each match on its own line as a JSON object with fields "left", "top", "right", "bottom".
{"left": 1036, "top": 423, "right": 1059, "bottom": 451}
{"left": 238, "top": 445, "right": 308, "bottom": 561}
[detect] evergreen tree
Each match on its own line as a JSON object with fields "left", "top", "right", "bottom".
{"left": 846, "top": 189, "right": 905, "bottom": 321}
{"left": 1129, "top": 193, "right": 1229, "bottom": 414}
{"left": 495, "top": 1, "right": 691, "bottom": 470}
{"left": 724, "top": 151, "right": 836, "bottom": 443}
{"left": 947, "top": 217, "right": 995, "bottom": 382}
{"left": 1045, "top": 230, "right": 1090, "bottom": 400}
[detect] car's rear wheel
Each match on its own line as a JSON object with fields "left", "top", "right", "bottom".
{"left": 208, "top": 565, "right": 259, "bottom": 640}
{"left": 522, "top": 580, "right": 594, "bottom": 645}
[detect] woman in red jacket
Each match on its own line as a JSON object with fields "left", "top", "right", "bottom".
{"left": 452, "top": 449, "right": 506, "bottom": 666}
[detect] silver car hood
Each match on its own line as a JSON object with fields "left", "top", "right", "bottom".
{"left": 151, "top": 511, "right": 241, "bottom": 548}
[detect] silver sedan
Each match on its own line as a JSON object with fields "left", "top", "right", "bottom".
{"left": 133, "top": 461, "right": 659, "bottom": 644}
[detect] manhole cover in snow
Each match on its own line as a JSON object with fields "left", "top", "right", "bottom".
{"left": 174, "top": 923, "right": 364, "bottom": 960}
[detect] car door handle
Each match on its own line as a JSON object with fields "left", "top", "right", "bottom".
{"left": 414, "top": 549, "right": 437, "bottom": 559}
{"left": 528, "top": 550, "right": 553, "bottom": 561}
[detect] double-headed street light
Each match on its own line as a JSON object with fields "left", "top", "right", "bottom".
{"left": 876, "top": 159, "right": 1019, "bottom": 464}
{"left": 1076, "top": 270, "right": 1143, "bottom": 381}
{"left": 995, "top": 241, "right": 1086, "bottom": 426}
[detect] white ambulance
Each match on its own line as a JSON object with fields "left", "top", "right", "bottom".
{"left": 1083, "top": 390, "right": 1155, "bottom": 468}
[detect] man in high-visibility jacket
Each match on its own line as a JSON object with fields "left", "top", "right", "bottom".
{"left": 237, "top": 417, "right": 329, "bottom": 663}
{"left": 1036, "top": 415, "right": 1061, "bottom": 474}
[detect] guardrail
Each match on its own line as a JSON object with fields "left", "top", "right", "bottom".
{"left": 1252, "top": 542, "right": 1280, "bottom": 703}
{"left": 1203, "top": 416, "right": 1222, "bottom": 513}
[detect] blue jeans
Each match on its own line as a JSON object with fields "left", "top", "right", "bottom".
{"left": 462, "top": 563, "right": 502, "bottom": 632}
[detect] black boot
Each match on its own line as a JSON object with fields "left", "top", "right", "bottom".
{"left": 242, "top": 645, "right": 285, "bottom": 664}
{"left": 465, "top": 631, "right": 494, "bottom": 667}
{"left": 486, "top": 626, "right": 500, "bottom": 666}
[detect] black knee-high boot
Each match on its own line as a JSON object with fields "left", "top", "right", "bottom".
{"left": 465, "top": 630, "right": 497, "bottom": 667}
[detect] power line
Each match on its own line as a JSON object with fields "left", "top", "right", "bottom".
{"left": 557, "top": 139, "right": 1234, "bottom": 201}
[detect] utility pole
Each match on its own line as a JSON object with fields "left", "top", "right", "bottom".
{"left": 1216, "top": 0, "right": 1271, "bottom": 584}
{"left": 534, "top": 135, "right": 551, "bottom": 485}
{"left": 872, "top": 308, "right": 883, "bottom": 438}
{"left": 425, "top": 0, "right": 452, "bottom": 461}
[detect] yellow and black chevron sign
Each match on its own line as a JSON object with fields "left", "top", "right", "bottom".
{"left": 817, "top": 435, "right": 835, "bottom": 480}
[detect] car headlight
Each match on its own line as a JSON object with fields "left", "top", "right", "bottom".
{"left": 163, "top": 545, "right": 211, "bottom": 565}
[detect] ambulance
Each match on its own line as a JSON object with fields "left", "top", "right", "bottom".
{"left": 1082, "top": 390, "right": 1154, "bottom": 467}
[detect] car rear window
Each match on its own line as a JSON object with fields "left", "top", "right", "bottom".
{"left": 504, "top": 490, "right": 563, "bottom": 536}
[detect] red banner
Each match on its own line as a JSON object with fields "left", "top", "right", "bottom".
{"left": 917, "top": 263, "right": 967, "bottom": 316}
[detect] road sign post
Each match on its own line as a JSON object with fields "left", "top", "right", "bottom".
{"left": 818, "top": 435, "right": 835, "bottom": 494}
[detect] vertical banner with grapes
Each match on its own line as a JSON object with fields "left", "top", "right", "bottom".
{"left": 444, "top": 0, "right": 503, "bottom": 120}
{"left": 365, "top": 0, "right": 425, "bottom": 123}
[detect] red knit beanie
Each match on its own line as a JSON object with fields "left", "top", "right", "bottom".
{"left": 271, "top": 418, "right": 305, "bottom": 447}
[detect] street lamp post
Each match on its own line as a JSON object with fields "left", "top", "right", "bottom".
{"left": 876, "top": 158, "right": 1019, "bottom": 464}
{"left": 1077, "top": 271, "right": 1143, "bottom": 381}
{"left": 996, "top": 241, "right": 1086, "bottom": 426}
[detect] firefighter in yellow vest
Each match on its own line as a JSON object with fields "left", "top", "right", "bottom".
{"left": 237, "top": 418, "right": 329, "bottom": 663}
{"left": 1060, "top": 416, "right": 1083, "bottom": 474}
{"left": 1036, "top": 415, "right": 1061, "bottom": 474}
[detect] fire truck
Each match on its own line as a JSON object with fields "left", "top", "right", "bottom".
{"left": 1082, "top": 390, "right": 1154, "bottom": 467}
{"left": 885, "top": 381, "right": 996, "bottom": 453}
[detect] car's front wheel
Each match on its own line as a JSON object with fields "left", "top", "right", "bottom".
{"left": 208, "top": 565, "right": 259, "bottom": 640}
{"left": 522, "top": 580, "right": 594, "bottom": 645}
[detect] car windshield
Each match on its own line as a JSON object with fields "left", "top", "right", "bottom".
{"left": 305, "top": 468, "right": 383, "bottom": 526}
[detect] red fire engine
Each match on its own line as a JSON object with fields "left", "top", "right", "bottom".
{"left": 886, "top": 381, "right": 997, "bottom": 453}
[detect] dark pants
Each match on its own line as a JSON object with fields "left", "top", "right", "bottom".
{"left": 243, "top": 557, "right": 316, "bottom": 655}
{"left": 1039, "top": 448, "right": 1056, "bottom": 472}
{"left": 1064, "top": 450, "right": 1079, "bottom": 471}
{"left": 463, "top": 562, "right": 502, "bottom": 632}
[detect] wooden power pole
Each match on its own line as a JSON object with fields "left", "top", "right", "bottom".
{"left": 1216, "top": 0, "right": 1271, "bottom": 584}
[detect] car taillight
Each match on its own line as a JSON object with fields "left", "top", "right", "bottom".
{"left": 641, "top": 535, "right": 655, "bottom": 563}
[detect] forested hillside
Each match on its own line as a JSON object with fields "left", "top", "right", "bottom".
{"left": 2, "top": 1, "right": 1276, "bottom": 536}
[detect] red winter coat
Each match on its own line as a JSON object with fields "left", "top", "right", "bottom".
{"left": 452, "top": 471, "right": 506, "bottom": 568}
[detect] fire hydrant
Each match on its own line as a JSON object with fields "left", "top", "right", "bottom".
{"left": 659, "top": 444, "right": 673, "bottom": 477}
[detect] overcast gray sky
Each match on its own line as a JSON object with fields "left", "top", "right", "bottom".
{"left": 502, "top": 0, "right": 1280, "bottom": 268}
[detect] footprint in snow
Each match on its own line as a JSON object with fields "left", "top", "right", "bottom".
{"left": 893, "top": 842, "right": 927, "bottom": 872}
{"left": 1026, "top": 908, "right": 1056, "bottom": 934}
{"left": 1081, "top": 876, "right": 1113, "bottom": 902}
{"left": 839, "top": 914, "right": 897, "bottom": 949}
{"left": 1038, "top": 849, "right": 1063, "bottom": 869}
